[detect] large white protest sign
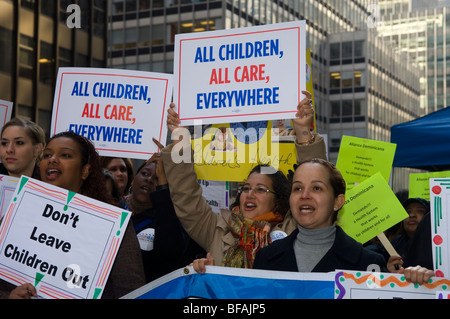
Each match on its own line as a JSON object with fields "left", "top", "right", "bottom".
{"left": 430, "top": 178, "right": 450, "bottom": 278}
{"left": 0, "top": 99, "right": 13, "bottom": 129}
{"left": 51, "top": 67, "right": 173, "bottom": 160}
{"left": 0, "top": 175, "right": 18, "bottom": 220}
{"left": 0, "top": 176, "right": 131, "bottom": 299}
{"left": 174, "top": 21, "right": 306, "bottom": 125}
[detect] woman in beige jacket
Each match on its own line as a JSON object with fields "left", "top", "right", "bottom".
{"left": 161, "top": 91, "right": 327, "bottom": 270}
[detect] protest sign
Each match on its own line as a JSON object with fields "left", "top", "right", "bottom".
{"left": 305, "top": 48, "right": 316, "bottom": 133}
{"left": 430, "top": 178, "right": 450, "bottom": 278}
{"left": 198, "top": 180, "right": 229, "bottom": 214}
{"left": 0, "top": 176, "right": 131, "bottom": 299}
{"left": 409, "top": 171, "right": 450, "bottom": 201}
{"left": 335, "top": 270, "right": 450, "bottom": 299}
{"left": 0, "top": 175, "right": 18, "bottom": 220}
{"left": 337, "top": 172, "right": 408, "bottom": 244}
{"left": 336, "top": 136, "right": 396, "bottom": 191}
{"left": 51, "top": 67, "right": 173, "bottom": 160}
{"left": 0, "top": 99, "right": 13, "bottom": 128}
{"left": 191, "top": 120, "right": 297, "bottom": 182}
{"left": 174, "top": 21, "right": 306, "bottom": 125}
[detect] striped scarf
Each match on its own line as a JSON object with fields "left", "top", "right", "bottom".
{"left": 222, "top": 207, "right": 283, "bottom": 268}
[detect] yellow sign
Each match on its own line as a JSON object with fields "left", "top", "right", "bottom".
{"left": 193, "top": 121, "right": 297, "bottom": 181}
{"left": 338, "top": 172, "right": 408, "bottom": 244}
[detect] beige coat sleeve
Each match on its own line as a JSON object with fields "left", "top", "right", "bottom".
{"left": 161, "top": 143, "right": 219, "bottom": 252}
{"left": 295, "top": 133, "right": 327, "bottom": 163}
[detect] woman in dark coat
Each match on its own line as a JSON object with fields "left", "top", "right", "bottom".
{"left": 253, "top": 158, "right": 385, "bottom": 273}
{"left": 254, "top": 158, "right": 433, "bottom": 285}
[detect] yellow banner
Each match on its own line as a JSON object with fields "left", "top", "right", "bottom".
{"left": 192, "top": 49, "right": 315, "bottom": 182}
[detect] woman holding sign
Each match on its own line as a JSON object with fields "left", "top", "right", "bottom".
{"left": 161, "top": 91, "right": 325, "bottom": 270}
{"left": 4, "top": 131, "right": 145, "bottom": 299}
{"left": 120, "top": 152, "right": 206, "bottom": 283}
{"left": 253, "top": 158, "right": 434, "bottom": 285}
{"left": 0, "top": 118, "right": 46, "bottom": 179}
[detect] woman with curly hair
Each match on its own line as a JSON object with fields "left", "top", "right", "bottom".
{"left": 161, "top": 91, "right": 327, "bottom": 271}
{"left": 7, "top": 131, "right": 145, "bottom": 299}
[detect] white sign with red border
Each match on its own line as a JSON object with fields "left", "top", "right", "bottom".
{"left": 174, "top": 21, "right": 306, "bottom": 125}
{"left": 0, "top": 99, "right": 13, "bottom": 129}
{"left": 51, "top": 67, "right": 173, "bottom": 160}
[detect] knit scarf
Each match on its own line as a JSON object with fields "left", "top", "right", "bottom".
{"left": 222, "top": 207, "right": 284, "bottom": 268}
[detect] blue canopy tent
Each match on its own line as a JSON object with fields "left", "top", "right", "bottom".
{"left": 390, "top": 106, "right": 450, "bottom": 171}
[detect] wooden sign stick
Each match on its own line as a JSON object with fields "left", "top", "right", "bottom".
{"left": 377, "top": 232, "right": 400, "bottom": 257}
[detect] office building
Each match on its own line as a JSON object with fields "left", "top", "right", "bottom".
{"left": 378, "top": 0, "right": 450, "bottom": 113}
{"left": 108, "top": 0, "right": 422, "bottom": 191}
{"left": 0, "top": 0, "right": 108, "bottom": 137}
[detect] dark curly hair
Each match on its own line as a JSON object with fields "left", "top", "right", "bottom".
{"left": 47, "top": 131, "right": 112, "bottom": 204}
{"left": 230, "top": 164, "right": 290, "bottom": 217}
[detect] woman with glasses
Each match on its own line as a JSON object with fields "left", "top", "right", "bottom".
{"left": 160, "top": 91, "right": 327, "bottom": 271}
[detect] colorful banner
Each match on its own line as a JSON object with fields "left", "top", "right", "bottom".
{"left": 122, "top": 266, "right": 450, "bottom": 299}
{"left": 174, "top": 21, "right": 306, "bottom": 125}
{"left": 122, "top": 266, "right": 334, "bottom": 299}
{"left": 338, "top": 172, "right": 408, "bottom": 244}
{"left": 430, "top": 178, "right": 450, "bottom": 278}
{"left": 0, "top": 176, "right": 131, "bottom": 299}
{"left": 336, "top": 135, "right": 396, "bottom": 191}
{"left": 51, "top": 67, "right": 173, "bottom": 160}
{"left": 335, "top": 270, "right": 450, "bottom": 299}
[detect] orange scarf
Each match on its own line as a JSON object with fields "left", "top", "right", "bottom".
{"left": 222, "top": 207, "right": 284, "bottom": 268}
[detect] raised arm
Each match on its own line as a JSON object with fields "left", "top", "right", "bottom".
{"left": 293, "top": 90, "right": 327, "bottom": 162}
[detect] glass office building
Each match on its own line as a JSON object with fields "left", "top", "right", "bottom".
{"left": 0, "top": 0, "right": 107, "bottom": 137}
{"left": 108, "top": 0, "right": 375, "bottom": 132}
{"left": 378, "top": 0, "right": 450, "bottom": 113}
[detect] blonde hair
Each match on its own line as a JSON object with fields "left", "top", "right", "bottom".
{"left": 1, "top": 117, "right": 46, "bottom": 146}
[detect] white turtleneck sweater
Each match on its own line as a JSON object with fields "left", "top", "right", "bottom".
{"left": 293, "top": 224, "right": 336, "bottom": 272}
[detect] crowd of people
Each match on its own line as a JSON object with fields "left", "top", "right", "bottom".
{"left": 0, "top": 90, "right": 435, "bottom": 299}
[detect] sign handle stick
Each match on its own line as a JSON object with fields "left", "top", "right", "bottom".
{"left": 376, "top": 232, "right": 399, "bottom": 257}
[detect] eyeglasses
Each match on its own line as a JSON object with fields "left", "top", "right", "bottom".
{"left": 238, "top": 185, "right": 277, "bottom": 195}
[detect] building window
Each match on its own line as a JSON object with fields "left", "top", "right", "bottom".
{"left": 341, "top": 41, "right": 352, "bottom": 59}
{"left": 59, "top": 46, "right": 73, "bottom": 68}
{"left": 341, "top": 71, "right": 353, "bottom": 88}
{"left": 329, "top": 70, "right": 365, "bottom": 93}
{"left": 39, "top": 41, "right": 55, "bottom": 85}
{"left": 111, "top": 0, "right": 124, "bottom": 14}
{"left": 19, "top": 34, "right": 35, "bottom": 79}
{"left": 330, "top": 43, "right": 340, "bottom": 60}
{"left": 21, "top": 0, "right": 35, "bottom": 10}
{"left": 41, "top": 0, "right": 56, "bottom": 17}
{"left": 0, "top": 27, "right": 12, "bottom": 74}
{"left": 330, "top": 72, "right": 340, "bottom": 88}
{"left": 354, "top": 40, "right": 364, "bottom": 57}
